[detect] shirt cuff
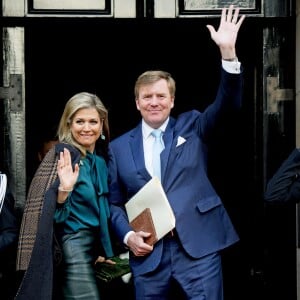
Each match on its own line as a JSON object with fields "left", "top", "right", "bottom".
{"left": 222, "top": 59, "right": 241, "bottom": 74}
{"left": 123, "top": 231, "right": 135, "bottom": 245}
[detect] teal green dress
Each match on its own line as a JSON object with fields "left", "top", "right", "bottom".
{"left": 54, "top": 151, "right": 113, "bottom": 300}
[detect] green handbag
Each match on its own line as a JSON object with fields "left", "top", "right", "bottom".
{"left": 94, "top": 256, "right": 131, "bottom": 283}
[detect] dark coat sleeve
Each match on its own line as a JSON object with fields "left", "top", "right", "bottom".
{"left": 0, "top": 190, "right": 18, "bottom": 254}
{"left": 264, "top": 148, "right": 300, "bottom": 203}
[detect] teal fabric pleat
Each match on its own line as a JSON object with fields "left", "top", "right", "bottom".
{"left": 87, "top": 152, "right": 114, "bottom": 258}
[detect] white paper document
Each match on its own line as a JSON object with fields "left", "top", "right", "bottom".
{"left": 125, "top": 177, "right": 176, "bottom": 241}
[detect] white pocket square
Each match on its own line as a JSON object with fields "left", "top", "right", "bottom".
{"left": 176, "top": 136, "right": 186, "bottom": 147}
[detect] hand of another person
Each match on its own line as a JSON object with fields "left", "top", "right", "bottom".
{"left": 95, "top": 256, "right": 116, "bottom": 265}
{"left": 127, "top": 231, "right": 153, "bottom": 257}
{"left": 57, "top": 148, "right": 79, "bottom": 192}
{"left": 206, "top": 5, "right": 245, "bottom": 59}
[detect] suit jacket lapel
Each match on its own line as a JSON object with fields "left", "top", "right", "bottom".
{"left": 129, "top": 124, "right": 151, "bottom": 180}
{"left": 129, "top": 119, "right": 176, "bottom": 182}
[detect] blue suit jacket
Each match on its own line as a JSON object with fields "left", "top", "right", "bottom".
{"left": 108, "top": 68, "right": 242, "bottom": 276}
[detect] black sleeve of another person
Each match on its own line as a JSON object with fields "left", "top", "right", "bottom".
{"left": 264, "top": 148, "right": 300, "bottom": 203}
{"left": 0, "top": 189, "right": 19, "bottom": 300}
{"left": 0, "top": 190, "right": 19, "bottom": 253}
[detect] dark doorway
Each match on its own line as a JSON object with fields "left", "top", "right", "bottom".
{"left": 25, "top": 16, "right": 257, "bottom": 186}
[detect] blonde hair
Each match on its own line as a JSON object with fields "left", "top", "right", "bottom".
{"left": 134, "top": 70, "right": 176, "bottom": 99}
{"left": 57, "top": 92, "right": 109, "bottom": 156}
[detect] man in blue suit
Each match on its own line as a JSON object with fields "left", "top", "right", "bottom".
{"left": 108, "top": 5, "right": 245, "bottom": 299}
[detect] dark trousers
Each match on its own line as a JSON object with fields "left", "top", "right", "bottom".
{"left": 134, "top": 236, "right": 223, "bottom": 300}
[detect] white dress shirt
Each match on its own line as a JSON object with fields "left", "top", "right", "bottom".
{"left": 222, "top": 59, "right": 241, "bottom": 74}
{"left": 141, "top": 119, "right": 168, "bottom": 177}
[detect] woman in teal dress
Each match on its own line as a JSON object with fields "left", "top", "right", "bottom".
{"left": 16, "top": 92, "right": 115, "bottom": 300}
{"left": 55, "top": 92, "right": 116, "bottom": 299}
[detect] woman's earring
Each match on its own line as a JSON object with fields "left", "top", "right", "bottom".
{"left": 100, "top": 119, "right": 105, "bottom": 140}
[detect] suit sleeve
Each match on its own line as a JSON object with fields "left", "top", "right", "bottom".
{"left": 0, "top": 190, "right": 19, "bottom": 254}
{"left": 107, "top": 144, "right": 133, "bottom": 242}
{"left": 264, "top": 148, "right": 300, "bottom": 203}
{"left": 200, "top": 68, "right": 243, "bottom": 142}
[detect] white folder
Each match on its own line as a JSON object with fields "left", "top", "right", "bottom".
{"left": 125, "top": 177, "right": 176, "bottom": 241}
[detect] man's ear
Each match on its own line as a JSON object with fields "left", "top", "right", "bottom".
{"left": 136, "top": 100, "right": 141, "bottom": 111}
{"left": 171, "top": 97, "right": 175, "bottom": 108}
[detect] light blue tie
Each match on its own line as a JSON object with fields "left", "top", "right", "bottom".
{"left": 151, "top": 129, "right": 164, "bottom": 180}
